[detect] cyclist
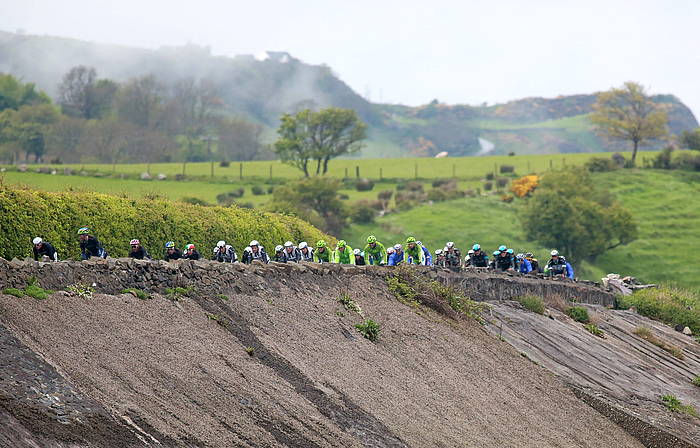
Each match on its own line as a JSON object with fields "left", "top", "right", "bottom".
{"left": 78, "top": 227, "right": 107, "bottom": 260}
{"left": 444, "top": 242, "right": 461, "bottom": 267}
{"left": 213, "top": 240, "right": 237, "bottom": 263}
{"left": 128, "top": 239, "right": 150, "bottom": 260}
{"left": 364, "top": 235, "right": 387, "bottom": 266}
{"left": 183, "top": 243, "right": 200, "bottom": 260}
{"left": 388, "top": 244, "right": 405, "bottom": 266}
{"left": 416, "top": 240, "right": 432, "bottom": 266}
{"left": 164, "top": 241, "right": 182, "bottom": 260}
{"left": 313, "top": 240, "right": 331, "bottom": 263}
{"left": 242, "top": 240, "right": 270, "bottom": 264}
{"left": 332, "top": 240, "right": 355, "bottom": 264}
{"left": 544, "top": 250, "right": 568, "bottom": 277}
{"left": 32, "top": 237, "right": 58, "bottom": 262}
{"left": 470, "top": 244, "right": 489, "bottom": 268}
{"left": 353, "top": 249, "right": 366, "bottom": 265}
{"left": 405, "top": 237, "right": 425, "bottom": 265}
{"left": 298, "top": 242, "right": 314, "bottom": 262}
{"left": 272, "top": 245, "right": 287, "bottom": 262}
{"left": 283, "top": 241, "right": 301, "bottom": 263}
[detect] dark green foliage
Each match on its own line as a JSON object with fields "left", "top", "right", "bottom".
{"left": 516, "top": 295, "right": 545, "bottom": 315}
{"left": 251, "top": 185, "right": 265, "bottom": 195}
{"left": 355, "top": 178, "right": 374, "bottom": 191}
{"left": 691, "top": 376, "right": 700, "bottom": 387}
{"left": 499, "top": 165, "right": 515, "bottom": 174}
{"left": 483, "top": 181, "right": 493, "bottom": 191}
{"left": 0, "top": 186, "right": 328, "bottom": 261}
{"left": 23, "top": 284, "right": 53, "bottom": 300}
{"left": 180, "top": 196, "right": 211, "bottom": 206}
{"left": 355, "top": 319, "right": 380, "bottom": 342}
{"left": 567, "top": 306, "right": 590, "bottom": 323}
{"left": 485, "top": 173, "right": 495, "bottom": 181}
{"left": 216, "top": 188, "right": 245, "bottom": 205}
{"left": 350, "top": 202, "right": 376, "bottom": 224}
{"left": 496, "top": 177, "right": 509, "bottom": 188}
{"left": 617, "top": 287, "right": 700, "bottom": 334}
{"left": 520, "top": 168, "right": 637, "bottom": 261}
{"left": 585, "top": 157, "right": 619, "bottom": 172}
{"left": 680, "top": 128, "right": 700, "bottom": 150}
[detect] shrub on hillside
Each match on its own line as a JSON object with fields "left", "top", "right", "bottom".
{"left": 216, "top": 188, "right": 245, "bottom": 206}
{"left": 377, "top": 190, "right": 393, "bottom": 201}
{"left": 499, "top": 165, "right": 515, "bottom": 174}
{"left": 251, "top": 185, "right": 266, "bottom": 195}
{"left": 566, "top": 306, "right": 590, "bottom": 323}
{"left": 0, "top": 186, "right": 329, "bottom": 261}
{"left": 617, "top": 286, "right": 700, "bottom": 334}
{"left": 511, "top": 175, "right": 539, "bottom": 198}
{"left": 485, "top": 172, "right": 495, "bottom": 181}
{"left": 585, "top": 157, "right": 619, "bottom": 172}
{"left": 355, "top": 178, "right": 375, "bottom": 191}
{"left": 427, "top": 188, "right": 448, "bottom": 202}
{"left": 516, "top": 295, "right": 545, "bottom": 315}
{"left": 396, "top": 181, "right": 424, "bottom": 192}
{"left": 180, "top": 197, "right": 211, "bottom": 207}
{"left": 219, "top": 160, "right": 230, "bottom": 167}
{"left": 496, "top": 177, "right": 509, "bottom": 188}
{"left": 483, "top": 181, "right": 493, "bottom": 191}
{"left": 351, "top": 201, "right": 377, "bottom": 224}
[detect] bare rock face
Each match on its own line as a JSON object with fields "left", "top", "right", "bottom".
{"left": 0, "top": 259, "right": 657, "bottom": 447}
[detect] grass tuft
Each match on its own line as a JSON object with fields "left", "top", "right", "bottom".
{"left": 584, "top": 323, "right": 605, "bottom": 338}
{"left": 633, "top": 326, "right": 685, "bottom": 360}
{"left": 245, "top": 347, "right": 255, "bottom": 356}
{"left": 661, "top": 394, "right": 698, "bottom": 417}
{"left": 355, "top": 319, "right": 381, "bottom": 342}
{"left": 516, "top": 295, "right": 545, "bottom": 315}
{"left": 66, "top": 282, "right": 95, "bottom": 298}
{"left": 692, "top": 376, "right": 700, "bottom": 387}
{"left": 567, "top": 306, "right": 590, "bottom": 323}
{"left": 337, "top": 293, "right": 362, "bottom": 315}
{"left": 618, "top": 286, "right": 700, "bottom": 334}
{"left": 121, "top": 288, "right": 151, "bottom": 300}
{"left": 2, "top": 287, "right": 24, "bottom": 298}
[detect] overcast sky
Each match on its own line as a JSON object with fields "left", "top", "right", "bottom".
{"left": 2, "top": 0, "right": 699, "bottom": 118}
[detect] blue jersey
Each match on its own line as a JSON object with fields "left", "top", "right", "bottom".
{"left": 388, "top": 251, "right": 405, "bottom": 266}
{"left": 518, "top": 258, "right": 532, "bottom": 274}
{"left": 421, "top": 245, "right": 432, "bottom": 266}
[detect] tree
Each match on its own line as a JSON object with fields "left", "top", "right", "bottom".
{"left": 217, "top": 117, "right": 269, "bottom": 161}
{"left": 273, "top": 108, "right": 366, "bottom": 176}
{"left": 47, "top": 116, "right": 87, "bottom": 162}
{"left": 170, "top": 77, "right": 222, "bottom": 160}
{"left": 58, "top": 67, "right": 118, "bottom": 119}
{"left": 0, "top": 104, "right": 59, "bottom": 162}
{"left": 0, "top": 74, "right": 50, "bottom": 112}
{"left": 520, "top": 168, "right": 637, "bottom": 262}
{"left": 680, "top": 128, "right": 700, "bottom": 151}
{"left": 116, "top": 75, "right": 165, "bottom": 129}
{"left": 590, "top": 81, "right": 668, "bottom": 165}
{"left": 267, "top": 177, "right": 347, "bottom": 235}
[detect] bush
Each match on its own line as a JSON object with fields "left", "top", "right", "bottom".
{"left": 432, "top": 178, "right": 452, "bottom": 188}
{"left": 511, "top": 175, "right": 539, "bottom": 198}
{"left": 219, "top": 160, "right": 230, "bottom": 167}
{"left": 216, "top": 188, "right": 245, "bottom": 206}
{"left": 0, "top": 186, "right": 330, "bottom": 261}
{"left": 617, "top": 287, "right": 700, "bottom": 334}
{"left": 350, "top": 202, "right": 376, "bottom": 224}
{"left": 485, "top": 172, "right": 495, "bottom": 181}
{"left": 337, "top": 293, "right": 362, "bottom": 314}
{"left": 483, "top": 181, "right": 493, "bottom": 191}
{"left": 266, "top": 186, "right": 275, "bottom": 194}
{"left": 396, "top": 181, "right": 423, "bottom": 192}
{"left": 496, "top": 177, "right": 509, "bottom": 188}
{"left": 516, "top": 295, "right": 545, "bottom": 315}
{"left": 500, "top": 165, "right": 515, "bottom": 174}
{"left": 501, "top": 194, "right": 514, "bottom": 203}
{"left": 427, "top": 188, "right": 449, "bottom": 202}
{"left": 251, "top": 185, "right": 266, "bottom": 195}
{"left": 377, "top": 190, "right": 393, "bottom": 201}
{"left": 355, "top": 178, "right": 375, "bottom": 191}
{"left": 585, "top": 157, "right": 619, "bottom": 172}
{"left": 567, "top": 306, "right": 590, "bottom": 323}
{"left": 355, "top": 319, "right": 380, "bottom": 342}
{"left": 338, "top": 193, "right": 350, "bottom": 200}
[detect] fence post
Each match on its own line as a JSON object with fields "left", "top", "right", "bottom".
{"left": 344, "top": 167, "right": 348, "bottom": 178}
{"left": 239, "top": 162, "right": 243, "bottom": 180}
{"left": 379, "top": 167, "right": 383, "bottom": 180}
{"left": 356, "top": 166, "right": 360, "bottom": 178}
{"left": 452, "top": 164, "right": 456, "bottom": 178}
{"left": 549, "top": 159, "right": 553, "bottom": 169}
{"left": 211, "top": 161, "right": 214, "bottom": 178}
{"left": 414, "top": 163, "right": 418, "bottom": 179}
{"left": 269, "top": 165, "right": 272, "bottom": 179}
{"left": 147, "top": 163, "right": 151, "bottom": 175}
{"left": 182, "top": 162, "right": 186, "bottom": 176}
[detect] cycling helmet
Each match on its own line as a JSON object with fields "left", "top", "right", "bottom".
{"left": 446, "top": 241, "right": 454, "bottom": 248}
{"left": 394, "top": 244, "right": 402, "bottom": 250}
{"left": 32, "top": 237, "right": 43, "bottom": 245}
{"left": 77, "top": 227, "right": 90, "bottom": 235}
{"left": 353, "top": 248, "right": 361, "bottom": 255}
{"left": 217, "top": 240, "right": 226, "bottom": 247}
{"left": 367, "top": 235, "right": 377, "bottom": 244}
{"left": 493, "top": 250, "right": 500, "bottom": 256}
{"left": 472, "top": 243, "right": 480, "bottom": 251}
{"left": 516, "top": 253, "right": 524, "bottom": 259}
{"left": 130, "top": 239, "right": 140, "bottom": 246}
{"left": 406, "top": 236, "right": 416, "bottom": 244}
{"left": 387, "top": 247, "right": 395, "bottom": 254}
{"left": 250, "top": 240, "right": 259, "bottom": 246}
{"left": 337, "top": 240, "right": 347, "bottom": 248}
{"left": 165, "top": 241, "right": 175, "bottom": 248}
{"left": 284, "top": 241, "right": 293, "bottom": 247}
{"left": 435, "top": 249, "right": 443, "bottom": 255}
{"left": 498, "top": 245, "right": 507, "bottom": 252}
{"left": 506, "top": 248, "right": 514, "bottom": 255}
{"left": 299, "top": 242, "right": 308, "bottom": 249}
{"left": 185, "top": 244, "right": 195, "bottom": 250}
{"left": 468, "top": 249, "right": 475, "bottom": 255}
{"left": 275, "top": 245, "right": 284, "bottom": 252}
{"left": 316, "top": 240, "right": 327, "bottom": 248}
{"left": 525, "top": 252, "right": 533, "bottom": 258}
{"left": 551, "top": 250, "right": 559, "bottom": 256}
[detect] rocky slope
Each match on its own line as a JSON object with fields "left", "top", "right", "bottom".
{"left": 0, "top": 258, "right": 648, "bottom": 447}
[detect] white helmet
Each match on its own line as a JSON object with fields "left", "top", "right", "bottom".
{"left": 250, "top": 240, "right": 259, "bottom": 246}
{"left": 468, "top": 249, "right": 475, "bottom": 255}
{"left": 387, "top": 247, "right": 395, "bottom": 254}
{"left": 33, "top": 237, "right": 43, "bottom": 245}
{"left": 299, "top": 242, "right": 308, "bottom": 249}
{"left": 446, "top": 241, "right": 455, "bottom": 248}
{"left": 130, "top": 239, "right": 140, "bottom": 245}
{"left": 284, "top": 241, "right": 293, "bottom": 247}
{"left": 217, "top": 240, "right": 226, "bottom": 247}
{"left": 443, "top": 247, "right": 448, "bottom": 252}
{"left": 394, "top": 244, "right": 402, "bottom": 250}
{"left": 353, "top": 248, "right": 361, "bottom": 255}
{"left": 275, "top": 245, "right": 284, "bottom": 252}
{"left": 435, "top": 249, "right": 443, "bottom": 255}
{"left": 551, "top": 250, "right": 559, "bottom": 256}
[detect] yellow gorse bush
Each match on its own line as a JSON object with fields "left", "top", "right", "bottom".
{"left": 510, "top": 175, "right": 539, "bottom": 198}
{"left": 0, "top": 186, "right": 331, "bottom": 260}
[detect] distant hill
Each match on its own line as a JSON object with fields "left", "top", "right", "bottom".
{"left": 1, "top": 30, "right": 697, "bottom": 157}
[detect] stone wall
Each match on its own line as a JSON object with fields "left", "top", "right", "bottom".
{"left": 0, "top": 258, "right": 615, "bottom": 307}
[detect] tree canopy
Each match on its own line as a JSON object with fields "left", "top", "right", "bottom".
{"left": 590, "top": 81, "right": 668, "bottom": 164}
{"left": 520, "top": 168, "right": 637, "bottom": 262}
{"left": 274, "top": 108, "right": 366, "bottom": 177}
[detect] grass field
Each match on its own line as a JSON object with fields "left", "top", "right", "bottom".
{"left": 3, "top": 151, "right": 647, "bottom": 181}
{"left": 345, "top": 169, "right": 700, "bottom": 290}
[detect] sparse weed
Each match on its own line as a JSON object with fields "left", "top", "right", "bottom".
{"left": 386, "top": 274, "right": 420, "bottom": 308}
{"left": 516, "top": 295, "right": 545, "bottom": 315}
{"left": 355, "top": 319, "right": 381, "bottom": 342}
{"left": 245, "top": 347, "right": 255, "bottom": 356}
{"left": 337, "top": 293, "right": 362, "bottom": 315}
{"left": 121, "top": 288, "right": 151, "bottom": 300}
{"left": 23, "top": 284, "right": 53, "bottom": 300}
{"left": 206, "top": 312, "right": 229, "bottom": 329}
{"left": 584, "top": 323, "right": 605, "bottom": 338}
{"left": 67, "top": 283, "right": 95, "bottom": 299}
{"left": 217, "top": 294, "right": 230, "bottom": 301}
{"left": 165, "top": 286, "right": 193, "bottom": 301}
{"left": 336, "top": 311, "right": 345, "bottom": 317}
{"left": 634, "top": 326, "right": 685, "bottom": 360}
{"left": 661, "top": 394, "right": 698, "bottom": 417}
{"left": 692, "top": 376, "right": 700, "bottom": 387}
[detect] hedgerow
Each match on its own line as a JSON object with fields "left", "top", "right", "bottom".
{"left": 0, "top": 186, "right": 331, "bottom": 260}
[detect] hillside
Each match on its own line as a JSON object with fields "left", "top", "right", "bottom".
{"left": 345, "top": 169, "right": 700, "bottom": 290}
{"left": 2, "top": 258, "right": 691, "bottom": 447}
{"left": 1, "top": 30, "right": 697, "bottom": 158}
